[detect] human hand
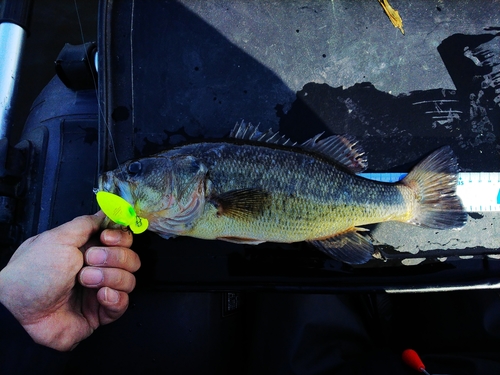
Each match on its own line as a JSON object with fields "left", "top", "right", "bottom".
{"left": 0, "top": 212, "right": 140, "bottom": 351}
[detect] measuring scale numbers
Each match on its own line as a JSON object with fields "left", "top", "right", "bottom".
{"left": 361, "top": 172, "right": 500, "bottom": 212}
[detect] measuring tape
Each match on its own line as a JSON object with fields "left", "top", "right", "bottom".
{"left": 360, "top": 172, "right": 500, "bottom": 212}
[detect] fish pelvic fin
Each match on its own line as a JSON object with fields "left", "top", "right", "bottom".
{"left": 400, "top": 146, "right": 467, "bottom": 230}
{"left": 309, "top": 229, "right": 374, "bottom": 265}
{"left": 210, "top": 188, "right": 271, "bottom": 220}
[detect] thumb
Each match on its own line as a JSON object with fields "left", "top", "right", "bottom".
{"left": 49, "top": 211, "right": 106, "bottom": 248}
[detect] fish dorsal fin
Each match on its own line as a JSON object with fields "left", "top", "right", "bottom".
{"left": 230, "top": 121, "right": 296, "bottom": 146}
{"left": 230, "top": 121, "right": 367, "bottom": 173}
{"left": 300, "top": 133, "right": 368, "bottom": 173}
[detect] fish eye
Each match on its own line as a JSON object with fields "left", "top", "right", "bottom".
{"left": 127, "top": 161, "right": 142, "bottom": 175}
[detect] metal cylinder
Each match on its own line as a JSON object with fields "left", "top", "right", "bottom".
{"left": 0, "top": 22, "right": 26, "bottom": 139}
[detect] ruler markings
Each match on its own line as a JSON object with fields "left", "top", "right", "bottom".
{"left": 359, "top": 172, "right": 500, "bottom": 212}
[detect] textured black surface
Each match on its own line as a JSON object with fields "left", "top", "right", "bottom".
{"left": 4, "top": 1, "right": 500, "bottom": 374}
{"left": 98, "top": 0, "right": 500, "bottom": 288}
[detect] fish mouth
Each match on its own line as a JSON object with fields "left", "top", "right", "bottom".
{"left": 98, "top": 171, "right": 117, "bottom": 194}
{"left": 97, "top": 171, "right": 135, "bottom": 207}
{"left": 97, "top": 171, "right": 132, "bottom": 230}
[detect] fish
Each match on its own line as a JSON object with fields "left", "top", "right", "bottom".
{"left": 98, "top": 122, "right": 467, "bottom": 264}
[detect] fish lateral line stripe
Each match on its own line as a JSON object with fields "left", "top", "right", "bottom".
{"left": 360, "top": 172, "right": 500, "bottom": 212}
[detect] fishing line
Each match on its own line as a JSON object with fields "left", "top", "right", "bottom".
{"left": 73, "top": 0, "right": 121, "bottom": 173}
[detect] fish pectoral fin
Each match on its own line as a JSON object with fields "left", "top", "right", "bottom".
{"left": 210, "top": 188, "right": 270, "bottom": 219}
{"left": 308, "top": 229, "right": 374, "bottom": 265}
{"left": 217, "top": 236, "right": 265, "bottom": 245}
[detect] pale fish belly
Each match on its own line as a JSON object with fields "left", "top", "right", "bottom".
{"left": 183, "top": 169, "right": 412, "bottom": 243}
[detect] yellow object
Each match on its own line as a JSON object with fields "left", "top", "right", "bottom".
{"left": 378, "top": 0, "right": 404, "bottom": 35}
{"left": 96, "top": 122, "right": 466, "bottom": 265}
{"left": 96, "top": 191, "right": 149, "bottom": 234}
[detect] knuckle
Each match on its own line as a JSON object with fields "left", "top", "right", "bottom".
{"left": 119, "top": 248, "right": 130, "bottom": 265}
{"left": 113, "top": 269, "right": 126, "bottom": 285}
{"left": 117, "top": 248, "right": 141, "bottom": 272}
{"left": 116, "top": 270, "right": 135, "bottom": 290}
{"left": 129, "top": 275, "right": 137, "bottom": 290}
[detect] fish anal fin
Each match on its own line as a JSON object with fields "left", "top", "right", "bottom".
{"left": 309, "top": 229, "right": 374, "bottom": 264}
{"left": 210, "top": 188, "right": 270, "bottom": 219}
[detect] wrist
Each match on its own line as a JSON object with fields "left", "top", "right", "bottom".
{"left": 0, "top": 266, "right": 18, "bottom": 321}
{"left": 0, "top": 268, "right": 9, "bottom": 310}
{"left": 0, "top": 265, "right": 32, "bottom": 329}
{"left": 0, "top": 268, "right": 17, "bottom": 328}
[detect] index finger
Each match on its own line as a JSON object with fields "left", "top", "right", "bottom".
{"left": 100, "top": 229, "right": 133, "bottom": 248}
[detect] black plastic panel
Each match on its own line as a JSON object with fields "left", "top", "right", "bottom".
{"left": 98, "top": 0, "right": 500, "bottom": 292}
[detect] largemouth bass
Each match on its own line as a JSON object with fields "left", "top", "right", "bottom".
{"left": 98, "top": 122, "right": 467, "bottom": 264}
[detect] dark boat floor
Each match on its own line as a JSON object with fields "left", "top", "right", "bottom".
{"left": 10, "top": 1, "right": 500, "bottom": 374}
{"left": 94, "top": 1, "right": 500, "bottom": 290}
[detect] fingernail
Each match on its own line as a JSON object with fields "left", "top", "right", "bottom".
{"left": 105, "top": 288, "right": 119, "bottom": 303}
{"left": 87, "top": 248, "right": 107, "bottom": 265}
{"left": 103, "top": 230, "right": 121, "bottom": 245}
{"left": 81, "top": 268, "right": 103, "bottom": 286}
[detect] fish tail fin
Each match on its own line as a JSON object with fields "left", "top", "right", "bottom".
{"left": 400, "top": 146, "right": 467, "bottom": 230}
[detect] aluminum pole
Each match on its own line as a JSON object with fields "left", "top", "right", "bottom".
{"left": 0, "top": 22, "right": 27, "bottom": 139}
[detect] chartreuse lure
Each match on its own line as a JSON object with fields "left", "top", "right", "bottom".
{"left": 95, "top": 191, "right": 149, "bottom": 234}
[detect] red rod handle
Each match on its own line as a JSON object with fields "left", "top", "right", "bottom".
{"left": 402, "top": 349, "right": 428, "bottom": 373}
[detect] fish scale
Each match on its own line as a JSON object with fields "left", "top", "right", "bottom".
{"left": 99, "top": 124, "right": 466, "bottom": 264}
{"left": 179, "top": 143, "right": 410, "bottom": 242}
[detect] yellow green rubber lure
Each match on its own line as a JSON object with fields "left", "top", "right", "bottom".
{"left": 95, "top": 191, "right": 149, "bottom": 234}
